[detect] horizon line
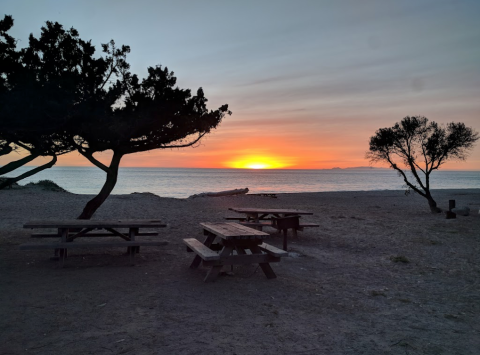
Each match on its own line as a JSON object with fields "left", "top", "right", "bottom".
{"left": 16, "top": 165, "right": 480, "bottom": 172}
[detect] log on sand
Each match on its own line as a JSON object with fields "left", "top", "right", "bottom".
{"left": 189, "top": 188, "right": 249, "bottom": 198}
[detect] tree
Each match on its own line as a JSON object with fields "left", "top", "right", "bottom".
{"left": 74, "top": 63, "right": 231, "bottom": 219}
{"left": 0, "top": 17, "right": 231, "bottom": 216}
{"left": 0, "top": 17, "right": 80, "bottom": 188}
{"left": 0, "top": 17, "right": 128, "bottom": 189}
{"left": 0, "top": 79, "right": 75, "bottom": 188}
{"left": 367, "top": 116, "right": 478, "bottom": 213}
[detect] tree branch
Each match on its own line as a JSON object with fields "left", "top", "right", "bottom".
{"left": 122, "top": 132, "right": 208, "bottom": 154}
{"left": 77, "top": 148, "right": 109, "bottom": 173}
{"left": 15, "top": 141, "right": 34, "bottom": 152}
{"left": 386, "top": 155, "right": 426, "bottom": 198}
{"left": 0, "top": 155, "right": 57, "bottom": 190}
{"left": 0, "top": 153, "right": 39, "bottom": 175}
{"left": 0, "top": 144, "right": 13, "bottom": 156}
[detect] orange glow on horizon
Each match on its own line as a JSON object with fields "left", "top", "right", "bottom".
{"left": 226, "top": 156, "right": 293, "bottom": 169}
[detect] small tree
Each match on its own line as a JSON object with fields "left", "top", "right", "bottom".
{"left": 368, "top": 116, "right": 478, "bottom": 213}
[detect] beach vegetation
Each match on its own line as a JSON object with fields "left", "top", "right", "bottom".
{"left": 368, "top": 116, "right": 478, "bottom": 213}
{"left": 0, "top": 177, "right": 18, "bottom": 188}
{"left": 26, "top": 179, "right": 67, "bottom": 192}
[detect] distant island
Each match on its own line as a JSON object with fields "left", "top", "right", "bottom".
{"left": 330, "top": 166, "right": 389, "bottom": 170}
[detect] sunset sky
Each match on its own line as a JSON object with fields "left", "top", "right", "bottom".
{"left": 2, "top": 0, "right": 480, "bottom": 170}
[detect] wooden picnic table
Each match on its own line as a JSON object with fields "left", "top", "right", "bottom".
{"left": 183, "top": 222, "right": 287, "bottom": 282}
{"left": 228, "top": 207, "right": 313, "bottom": 221}
{"left": 21, "top": 219, "right": 167, "bottom": 267}
{"left": 227, "top": 208, "right": 318, "bottom": 250}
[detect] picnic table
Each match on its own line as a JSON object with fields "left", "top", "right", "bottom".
{"left": 183, "top": 222, "right": 287, "bottom": 282}
{"left": 21, "top": 219, "right": 168, "bottom": 267}
{"left": 227, "top": 207, "right": 318, "bottom": 250}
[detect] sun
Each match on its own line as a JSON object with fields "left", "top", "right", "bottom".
{"left": 246, "top": 163, "right": 269, "bottom": 169}
{"left": 226, "top": 156, "right": 292, "bottom": 169}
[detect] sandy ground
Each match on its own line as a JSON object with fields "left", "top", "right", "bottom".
{"left": 0, "top": 187, "right": 479, "bottom": 355}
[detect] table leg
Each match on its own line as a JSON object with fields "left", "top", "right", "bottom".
{"left": 247, "top": 213, "right": 264, "bottom": 230}
{"left": 190, "top": 233, "right": 216, "bottom": 269}
{"left": 129, "top": 245, "right": 136, "bottom": 265}
{"left": 232, "top": 246, "right": 247, "bottom": 272}
{"left": 57, "top": 228, "right": 69, "bottom": 265}
{"left": 53, "top": 229, "right": 62, "bottom": 258}
{"left": 204, "top": 245, "right": 234, "bottom": 282}
{"left": 250, "top": 245, "right": 277, "bottom": 279}
{"left": 128, "top": 227, "right": 140, "bottom": 255}
{"left": 59, "top": 248, "right": 66, "bottom": 268}
{"left": 235, "top": 246, "right": 247, "bottom": 255}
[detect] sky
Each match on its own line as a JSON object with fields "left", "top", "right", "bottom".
{"left": 1, "top": 0, "right": 480, "bottom": 170}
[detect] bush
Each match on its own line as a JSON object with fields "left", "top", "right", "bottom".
{"left": 0, "top": 178, "right": 19, "bottom": 189}
{"left": 26, "top": 180, "right": 67, "bottom": 192}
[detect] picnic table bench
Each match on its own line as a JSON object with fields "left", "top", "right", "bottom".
{"left": 21, "top": 219, "right": 168, "bottom": 267}
{"left": 227, "top": 207, "right": 319, "bottom": 250}
{"left": 184, "top": 222, "right": 287, "bottom": 282}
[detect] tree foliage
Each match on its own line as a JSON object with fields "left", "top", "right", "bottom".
{"left": 0, "top": 16, "right": 231, "bottom": 218}
{"left": 75, "top": 63, "right": 231, "bottom": 219}
{"left": 0, "top": 16, "right": 132, "bottom": 190}
{"left": 367, "top": 116, "right": 478, "bottom": 213}
{"left": 0, "top": 16, "right": 83, "bottom": 187}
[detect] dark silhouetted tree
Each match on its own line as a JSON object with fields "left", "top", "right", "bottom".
{"left": 0, "top": 17, "right": 230, "bottom": 215}
{"left": 367, "top": 116, "right": 478, "bottom": 213}
{"left": 74, "top": 63, "right": 231, "bottom": 219}
{"left": 0, "top": 17, "right": 80, "bottom": 187}
{"left": 0, "top": 17, "right": 127, "bottom": 189}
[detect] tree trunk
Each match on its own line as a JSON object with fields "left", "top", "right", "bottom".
{"left": 0, "top": 155, "right": 57, "bottom": 190}
{"left": 426, "top": 193, "right": 441, "bottom": 213}
{"left": 0, "top": 153, "right": 39, "bottom": 175}
{"left": 77, "top": 152, "right": 123, "bottom": 220}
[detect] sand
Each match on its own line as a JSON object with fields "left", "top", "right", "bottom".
{"left": 0, "top": 187, "right": 479, "bottom": 355}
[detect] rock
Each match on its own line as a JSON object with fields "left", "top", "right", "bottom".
{"left": 451, "top": 207, "right": 470, "bottom": 216}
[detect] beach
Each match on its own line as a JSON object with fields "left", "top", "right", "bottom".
{"left": 0, "top": 187, "right": 479, "bottom": 354}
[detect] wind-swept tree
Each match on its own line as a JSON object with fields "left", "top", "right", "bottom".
{"left": 74, "top": 63, "right": 231, "bottom": 219}
{"left": 367, "top": 116, "right": 478, "bottom": 213}
{"left": 0, "top": 17, "right": 81, "bottom": 187}
{"left": 0, "top": 79, "right": 75, "bottom": 188}
{"left": 0, "top": 17, "right": 130, "bottom": 189}
{"left": 0, "top": 17, "right": 230, "bottom": 213}
{"left": 0, "top": 15, "right": 22, "bottom": 181}
{"left": 0, "top": 15, "right": 20, "bottom": 94}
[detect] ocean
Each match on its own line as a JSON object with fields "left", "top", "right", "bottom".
{"left": 6, "top": 167, "right": 480, "bottom": 198}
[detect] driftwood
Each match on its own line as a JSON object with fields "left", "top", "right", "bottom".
{"left": 189, "top": 188, "right": 249, "bottom": 198}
